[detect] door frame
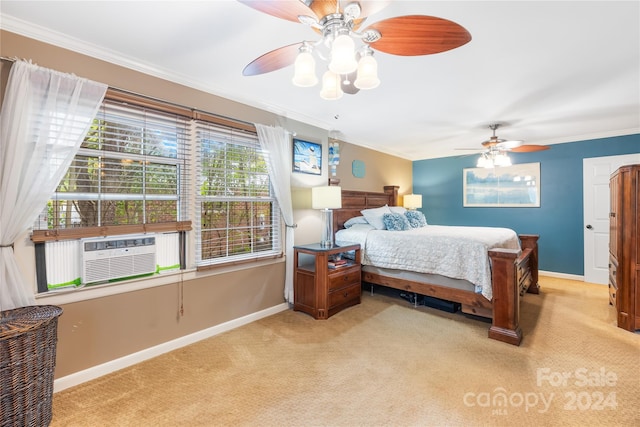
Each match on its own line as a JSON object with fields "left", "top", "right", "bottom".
{"left": 583, "top": 153, "right": 640, "bottom": 284}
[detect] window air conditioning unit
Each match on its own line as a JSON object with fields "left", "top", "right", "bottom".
{"left": 81, "top": 234, "right": 156, "bottom": 285}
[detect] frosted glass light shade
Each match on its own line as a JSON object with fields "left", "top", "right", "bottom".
{"left": 494, "top": 152, "right": 512, "bottom": 167}
{"left": 354, "top": 54, "right": 380, "bottom": 89}
{"left": 329, "top": 34, "right": 358, "bottom": 74}
{"left": 477, "top": 154, "right": 492, "bottom": 168}
{"left": 292, "top": 51, "right": 318, "bottom": 87}
{"left": 320, "top": 70, "right": 343, "bottom": 100}
{"left": 403, "top": 194, "right": 422, "bottom": 210}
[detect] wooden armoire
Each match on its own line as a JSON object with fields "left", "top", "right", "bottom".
{"left": 609, "top": 164, "right": 640, "bottom": 331}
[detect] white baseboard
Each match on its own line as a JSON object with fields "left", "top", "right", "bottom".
{"left": 53, "top": 302, "right": 290, "bottom": 393}
{"left": 539, "top": 270, "right": 585, "bottom": 282}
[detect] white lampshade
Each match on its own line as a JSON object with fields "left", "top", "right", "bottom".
{"left": 311, "top": 186, "right": 342, "bottom": 209}
{"left": 292, "top": 51, "right": 318, "bottom": 87}
{"left": 403, "top": 194, "right": 422, "bottom": 210}
{"left": 354, "top": 51, "right": 380, "bottom": 90}
{"left": 320, "top": 70, "right": 344, "bottom": 100}
{"left": 329, "top": 34, "right": 358, "bottom": 75}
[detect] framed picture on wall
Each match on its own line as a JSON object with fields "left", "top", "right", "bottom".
{"left": 463, "top": 162, "right": 541, "bottom": 207}
{"left": 293, "top": 138, "right": 322, "bottom": 175}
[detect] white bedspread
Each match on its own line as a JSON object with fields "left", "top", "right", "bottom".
{"left": 335, "top": 224, "right": 521, "bottom": 300}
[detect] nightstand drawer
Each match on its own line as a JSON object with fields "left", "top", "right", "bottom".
{"left": 328, "top": 268, "right": 360, "bottom": 291}
{"left": 328, "top": 283, "right": 361, "bottom": 309}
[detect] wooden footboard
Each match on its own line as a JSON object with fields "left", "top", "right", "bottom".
{"left": 479, "top": 234, "right": 539, "bottom": 345}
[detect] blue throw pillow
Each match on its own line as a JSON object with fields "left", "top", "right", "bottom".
{"left": 382, "top": 213, "right": 411, "bottom": 231}
{"left": 405, "top": 210, "right": 427, "bottom": 228}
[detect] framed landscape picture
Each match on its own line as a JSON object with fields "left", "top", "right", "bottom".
{"left": 293, "top": 138, "right": 322, "bottom": 175}
{"left": 463, "top": 162, "right": 541, "bottom": 207}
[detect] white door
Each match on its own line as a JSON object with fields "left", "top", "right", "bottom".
{"left": 583, "top": 153, "right": 640, "bottom": 284}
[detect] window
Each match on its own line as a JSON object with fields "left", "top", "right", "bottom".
{"left": 195, "top": 121, "right": 281, "bottom": 266}
{"left": 35, "top": 98, "right": 191, "bottom": 230}
{"left": 32, "top": 90, "right": 281, "bottom": 292}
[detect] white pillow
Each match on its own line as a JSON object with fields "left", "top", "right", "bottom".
{"left": 389, "top": 206, "right": 407, "bottom": 215}
{"left": 344, "top": 216, "right": 369, "bottom": 228}
{"left": 361, "top": 205, "right": 392, "bottom": 230}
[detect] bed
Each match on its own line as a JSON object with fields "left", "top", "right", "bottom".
{"left": 333, "top": 185, "right": 539, "bottom": 346}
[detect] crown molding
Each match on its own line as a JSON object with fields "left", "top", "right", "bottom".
{"left": 0, "top": 14, "right": 332, "bottom": 133}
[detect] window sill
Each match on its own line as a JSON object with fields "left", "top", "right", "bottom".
{"left": 35, "top": 256, "right": 285, "bottom": 306}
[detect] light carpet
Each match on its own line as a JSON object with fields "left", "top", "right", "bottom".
{"left": 50, "top": 277, "right": 639, "bottom": 426}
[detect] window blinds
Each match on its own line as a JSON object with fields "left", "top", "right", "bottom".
{"left": 194, "top": 120, "right": 281, "bottom": 266}
{"left": 36, "top": 99, "right": 191, "bottom": 229}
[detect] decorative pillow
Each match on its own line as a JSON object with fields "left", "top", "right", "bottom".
{"left": 405, "top": 210, "right": 428, "bottom": 228}
{"left": 388, "top": 206, "right": 407, "bottom": 215}
{"left": 344, "top": 216, "right": 369, "bottom": 228}
{"left": 382, "top": 212, "right": 411, "bottom": 231}
{"left": 361, "top": 205, "right": 392, "bottom": 230}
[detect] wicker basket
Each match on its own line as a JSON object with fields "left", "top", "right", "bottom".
{"left": 0, "top": 305, "right": 63, "bottom": 427}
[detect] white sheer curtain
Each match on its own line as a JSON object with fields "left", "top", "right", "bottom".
{"left": 255, "top": 124, "right": 296, "bottom": 303}
{"left": 0, "top": 60, "right": 107, "bottom": 310}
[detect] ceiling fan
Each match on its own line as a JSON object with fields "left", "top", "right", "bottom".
{"left": 480, "top": 123, "right": 550, "bottom": 153}
{"left": 238, "top": 0, "right": 471, "bottom": 98}
{"left": 458, "top": 124, "right": 549, "bottom": 168}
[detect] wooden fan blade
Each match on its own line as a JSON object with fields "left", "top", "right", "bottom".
{"left": 510, "top": 145, "right": 550, "bottom": 153}
{"left": 365, "top": 15, "right": 471, "bottom": 56}
{"left": 237, "top": 0, "right": 314, "bottom": 23}
{"left": 243, "top": 43, "right": 303, "bottom": 76}
{"left": 497, "top": 140, "right": 524, "bottom": 150}
{"left": 308, "top": 0, "right": 339, "bottom": 20}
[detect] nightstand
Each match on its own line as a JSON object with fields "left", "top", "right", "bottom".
{"left": 293, "top": 243, "right": 361, "bottom": 319}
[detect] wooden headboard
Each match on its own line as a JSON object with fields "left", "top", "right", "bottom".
{"left": 333, "top": 186, "right": 399, "bottom": 233}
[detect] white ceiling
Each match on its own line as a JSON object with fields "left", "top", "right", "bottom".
{"left": 2, "top": 1, "right": 639, "bottom": 160}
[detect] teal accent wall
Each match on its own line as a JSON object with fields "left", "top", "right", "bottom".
{"left": 413, "top": 134, "right": 640, "bottom": 275}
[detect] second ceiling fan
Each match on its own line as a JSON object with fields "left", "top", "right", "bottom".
{"left": 480, "top": 123, "right": 550, "bottom": 153}
{"left": 238, "top": 0, "right": 472, "bottom": 98}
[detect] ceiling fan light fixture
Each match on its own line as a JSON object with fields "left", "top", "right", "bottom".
{"left": 477, "top": 153, "right": 492, "bottom": 168}
{"left": 320, "top": 70, "right": 344, "bottom": 100}
{"left": 494, "top": 152, "right": 512, "bottom": 167}
{"left": 292, "top": 46, "right": 318, "bottom": 87}
{"left": 329, "top": 33, "right": 358, "bottom": 74}
{"left": 354, "top": 48, "right": 380, "bottom": 89}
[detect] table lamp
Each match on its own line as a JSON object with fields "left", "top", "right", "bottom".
{"left": 311, "top": 186, "right": 342, "bottom": 247}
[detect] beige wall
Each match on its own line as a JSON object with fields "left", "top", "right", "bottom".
{"left": 292, "top": 141, "right": 412, "bottom": 244}
{"left": 1, "top": 30, "right": 411, "bottom": 380}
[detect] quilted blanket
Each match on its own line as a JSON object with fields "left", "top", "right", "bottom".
{"left": 335, "top": 224, "right": 521, "bottom": 300}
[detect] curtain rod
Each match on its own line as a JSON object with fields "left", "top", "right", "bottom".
{"left": 107, "top": 86, "right": 256, "bottom": 130}
{"left": 0, "top": 56, "right": 258, "bottom": 131}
